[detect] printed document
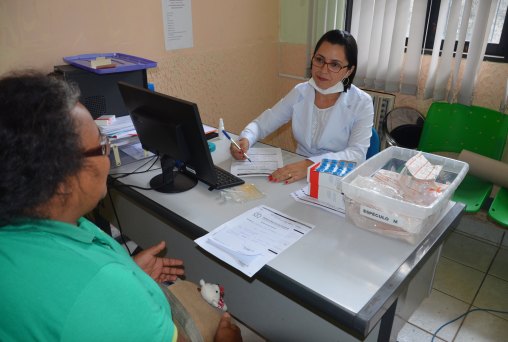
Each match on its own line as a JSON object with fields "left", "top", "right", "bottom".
{"left": 230, "top": 147, "right": 283, "bottom": 177}
{"left": 195, "top": 205, "right": 314, "bottom": 277}
{"left": 291, "top": 186, "right": 346, "bottom": 217}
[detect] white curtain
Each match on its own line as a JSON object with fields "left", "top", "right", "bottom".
{"left": 350, "top": 0, "right": 499, "bottom": 105}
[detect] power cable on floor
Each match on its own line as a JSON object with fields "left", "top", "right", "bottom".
{"left": 431, "top": 307, "right": 508, "bottom": 341}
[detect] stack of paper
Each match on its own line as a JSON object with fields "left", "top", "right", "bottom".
{"left": 99, "top": 116, "right": 137, "bottom": 140}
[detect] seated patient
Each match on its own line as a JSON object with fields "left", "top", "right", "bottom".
{"left": 0, "top": 71, "right": 242, "bottom": 342}
{"left": 230, "top": 29, "right": 374, "bottom": 184}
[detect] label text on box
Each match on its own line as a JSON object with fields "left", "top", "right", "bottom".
{"left": 359, "top": 205, "right": 406, "bottom": 229}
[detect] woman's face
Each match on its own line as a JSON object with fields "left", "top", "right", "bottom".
{"left": 312, "top": 41, "right": 354, "bottom": 90}
{"left": 72, "top": 103, "right": 111, "bottom": 213}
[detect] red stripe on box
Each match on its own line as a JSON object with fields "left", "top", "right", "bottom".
{"left": 309, "top": 163, "right": 320, "bottom": 198}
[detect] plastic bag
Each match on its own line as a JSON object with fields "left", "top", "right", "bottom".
{"left": 219, "top": 183, "right": 265, "bottom": 203}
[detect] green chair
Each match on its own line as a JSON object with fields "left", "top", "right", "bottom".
{"left": 418, "top": 102, "right": 508, "bottom": 213}
{"left": 489, "top": 187, "right": 508, "bottom": 227}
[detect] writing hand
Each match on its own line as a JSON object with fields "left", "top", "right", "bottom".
{"left": 229, "top": 138, "right": 250, "bottom": 161}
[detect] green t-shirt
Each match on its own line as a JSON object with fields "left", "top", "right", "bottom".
{"left": 0, "top": 217, "right": 176, "bottom": 342}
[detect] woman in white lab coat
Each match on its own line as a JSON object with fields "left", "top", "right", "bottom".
{"left": 230, "top": 29, "right": 374, "bottom": 184}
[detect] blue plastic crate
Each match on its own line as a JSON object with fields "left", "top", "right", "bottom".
{"left": 63, "top": 53, "right": 157, "bottom": 74}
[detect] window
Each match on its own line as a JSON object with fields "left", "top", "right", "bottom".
{"left": 424, "top": 0, "right": 507, "bottom": 61}
{"left": 344, "top": 0, "right": 507, "bottom": 62}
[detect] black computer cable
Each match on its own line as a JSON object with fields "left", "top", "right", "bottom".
{"left": 108, "top": 155, "right": 162, "bottom": 191}
{"left": 109, "top": 155, "right": 160, "bottom": 179}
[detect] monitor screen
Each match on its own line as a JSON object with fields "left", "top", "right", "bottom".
{"left": 117, "top": 82, "right": 220, "bottom": 193}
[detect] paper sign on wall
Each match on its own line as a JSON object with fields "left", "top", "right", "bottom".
{"left": 162, "top": 0, "right": 194, "bottom": 50}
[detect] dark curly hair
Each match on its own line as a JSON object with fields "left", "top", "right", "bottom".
{"left": 312, "top": 29, "right": 358, "bottom": 92}
{"left": 0, "top": 71, "right": 83, "bottom": 225}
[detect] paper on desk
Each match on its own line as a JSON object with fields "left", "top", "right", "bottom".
{"left": 291, "top": 186, "right": 346, "bottom": 217}
{"left": 202, "top": 124, "right": 217, "bottom": 134}
{"left": 230, "top": 147, "right": 283, "bottom": 177}
{"left": 195, "top": 205, "right": 314, "bottom": 277}
{"left": 121, "top": 142, "right": 154, "bottom": 160}
{"left": 100, "top": 116, "right": 137, "bottom": 139}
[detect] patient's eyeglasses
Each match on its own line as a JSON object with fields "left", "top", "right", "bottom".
{"left": 312, "top": 55, "right": 349, "bottom": 73}
{"left": 83, "top": 134, "right": 111, "bottom": 157}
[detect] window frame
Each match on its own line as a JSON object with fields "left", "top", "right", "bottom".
{"left": 345, "top": 0, "right": 507, "bottom": 63}
{"left": 425, "top": 0, "right": 507, "bottom": 62}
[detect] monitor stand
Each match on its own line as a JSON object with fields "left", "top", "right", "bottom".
{"left": 150, "top": 155, "right": 197, "bottom": 193}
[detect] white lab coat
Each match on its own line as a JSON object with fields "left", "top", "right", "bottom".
{"left": 240, "top": 82, "right": 374, "bottom": 164}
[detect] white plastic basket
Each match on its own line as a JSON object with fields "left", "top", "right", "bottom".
{"left": 341, "top": 147, "right": 468, "bottom": 241}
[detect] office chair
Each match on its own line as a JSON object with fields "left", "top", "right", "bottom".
{"left": 366, "top": 127, "right": 380, "bottom": 159}
{"left": 418, "top": 102, "right": 508, "bottom": 213}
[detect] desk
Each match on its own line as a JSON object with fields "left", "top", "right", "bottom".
{"left": 99, "top": 138, "right": 464, "bottom": 341}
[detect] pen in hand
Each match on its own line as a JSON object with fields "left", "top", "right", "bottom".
{"left": 222, "top": 130, "right": 252, "bottom": 162}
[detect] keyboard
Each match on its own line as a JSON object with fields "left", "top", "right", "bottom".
{"left": 213, "top": 165, "right": 245, "bottom": 190}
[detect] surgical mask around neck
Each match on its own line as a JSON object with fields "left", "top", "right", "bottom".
{"left": 309, "top": 77, "right": 344, "bottom": 95}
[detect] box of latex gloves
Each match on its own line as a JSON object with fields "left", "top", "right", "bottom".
{"left": 307, "top": 159, "right": 357, "bottom": 209}
{"left": 341, "top": 147, "right": 468, "bottom": 242}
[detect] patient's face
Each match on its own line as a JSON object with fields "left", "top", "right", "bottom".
{"left": 72, "top": 103, "right": 111, "bottom": 214}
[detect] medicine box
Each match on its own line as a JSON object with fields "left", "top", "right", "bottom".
{"left": 307, "top": 159, "right": 356, "bottom": 209}
{"left": 341, "top": 147, "right": 468, "bottom": 242}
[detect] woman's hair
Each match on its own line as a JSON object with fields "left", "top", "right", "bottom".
{"left": 0, "top": 71, "right": 83, "bottom": 224}
{"left": 312, "top": 29, "right": 358, "bottom": 92}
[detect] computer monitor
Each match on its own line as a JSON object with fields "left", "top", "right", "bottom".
{"left": 117, "top": 82, "right": 243, "bottom": 193}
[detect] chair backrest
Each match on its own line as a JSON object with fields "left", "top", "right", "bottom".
{"left": 418, "top": 102, "right": 508, "bottom": 160}
{"left": 366, "top": 127, "right": 380, "bottom": 159}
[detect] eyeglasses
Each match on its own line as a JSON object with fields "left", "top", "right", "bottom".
{"left": 83, "top": 134, "right": 111, "bottom": 157}
{"left": 312, "top": 55, "right": 349, "bottom": 73}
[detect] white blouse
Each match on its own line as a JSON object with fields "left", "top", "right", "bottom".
{"left": 311, "top": 105, "right": 333, "bottom": 150}
{"left": 240, "top": 82, "right": 374, "bottom": 164}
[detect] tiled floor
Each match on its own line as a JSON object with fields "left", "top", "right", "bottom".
{"left": 397, "top": 214, "right": 508, "bottom": 342}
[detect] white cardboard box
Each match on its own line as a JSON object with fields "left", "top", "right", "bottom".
{"left": 307, "top": 160, "right": 355, "bottom": 210}
{"left": 307, "top": 160, "right": 356, "bottom": 196}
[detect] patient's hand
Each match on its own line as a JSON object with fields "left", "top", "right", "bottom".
{"left": 214, "top": 313, "right": 242, "bottom": 342}
{"left": 133, "top": 241, "right": 184, "bottom": 283}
